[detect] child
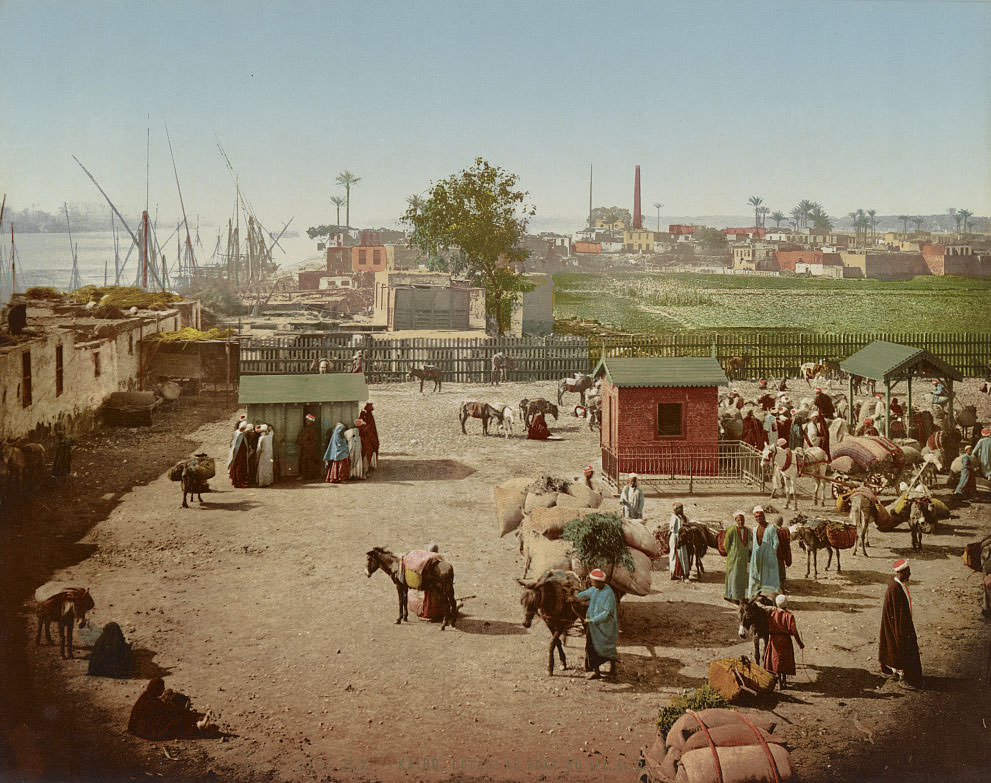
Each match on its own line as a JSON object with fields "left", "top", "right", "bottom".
{"left": 764, "top": 594, "right": 805, "bottom": 689}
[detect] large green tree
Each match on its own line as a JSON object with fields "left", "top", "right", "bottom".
{"left": 402, "top": 158, "right": 536, "bottom": 335}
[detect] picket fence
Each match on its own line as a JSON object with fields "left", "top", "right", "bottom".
{"left": 238, "top": 331, "right": 991, "bottom": 382}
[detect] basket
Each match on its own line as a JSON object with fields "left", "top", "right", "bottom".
{"left": 826, "top": 525, "right": 858, "bottom": 549}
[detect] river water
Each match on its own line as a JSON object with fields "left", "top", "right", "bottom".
{"left": 0, "top": 229, "right": 322, "bottom": 298}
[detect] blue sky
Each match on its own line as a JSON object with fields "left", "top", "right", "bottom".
{"left": 1, "top": 0, "right": 989, "bottom": 233}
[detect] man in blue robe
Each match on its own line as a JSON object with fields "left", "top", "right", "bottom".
{"left": 973, "top": 427, "right": 991, "bottom": 480}
{"left": 748, "top": 506, "right": 780, "bottom": 598}
{"left": 578, "top": 569, "right": 618, "bottom": 680}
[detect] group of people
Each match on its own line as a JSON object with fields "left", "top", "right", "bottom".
{"left": 956, "top": 426, "right": 991, "bottom": 498}
{"left": 226, "top": 419, "right": 275, "bottom": 488}
{"left": 323, "top": 402, "right": 379, "bottom": 484}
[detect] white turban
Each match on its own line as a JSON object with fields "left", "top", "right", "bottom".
{"left": 752, "top": 505, "right": 764, "bottom": 514}
{"left": 775, "top": 594, "right": 788, "bottom": 608}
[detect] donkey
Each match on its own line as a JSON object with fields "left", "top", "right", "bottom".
{"left": 848, "top": 489, "right": 878, "bottom": 557}
{"left": 365, "top": 547, "right": 457, "bottom": 630}
{"left": 762, "top": 442, "right": 831, "bottom": 509}
{"left": 489, "top": 354, "right": 516, "bottom": 385}
{"left": 738, "top": 595, "right": 774, "bottom": 663}
{"left": 519, "top": 398, "right": 559, "bottom": 430}
{"left": 677, "top": 523, "right": 718, "bottom": 579}
{"left": 725, "top": 351, "right": 751, "bottom": 382}
{"left": 408, "top": 366, "right": 441, "bottom": 393}
{"left": 36, "top": 587, "right": 94, "bottom": 659}
{"left": 557, "top": 373, "right": 594, "bottom": 407}
{"left": 789, "top": 514, "right": 839, "bottom": 578}
{"left": 518, "top": 570, "right": 589, "bottom": 675}
{"left": 460, "top": 401, "right": 500, "bottom": 435}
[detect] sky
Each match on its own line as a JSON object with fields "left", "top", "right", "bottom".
{"left": 1, "top": 0, "right": 990, "bottom": 234}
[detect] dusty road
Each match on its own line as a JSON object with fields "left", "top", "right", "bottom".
{"left": 5, "top": 379, "right": 991, "bottom": 783}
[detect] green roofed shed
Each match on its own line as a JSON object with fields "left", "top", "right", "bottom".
{"left": 591, "top": 357, "right": 728, "bottom": 387}
{"left": 839, "top": 340, "right": 962, "bottom": 436}
{"left": 238, "top": 373, "right": 369, "bottom": 480}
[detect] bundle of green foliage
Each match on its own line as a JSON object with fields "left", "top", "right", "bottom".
{"left": 68, "top": 285, "right": 181, "bottom": 308}
{"left": 656, "top": 685, "right": 732, "bottom": 738}
{"left": 561, "top": 512, "right": 634, "bottom": 573}
{"left": 24, "top": 286, "right": 64, "bottom": 301}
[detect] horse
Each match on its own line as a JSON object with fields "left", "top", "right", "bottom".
{"left": 789, "top": 514, "right": 839, "bottom": 578}
{"left": 36, "top": 587, "right": 94, "bottom": 659}
{"left": 459, "top": 401, "right": 510, "bottom": 435}
{"left": 517, "top": 570, "right": 589, "bottom": 675}
{"left": 761, "top": 442, "right": 831, "bottom": 509}
{"left": 408, "top": 366, "right": 441, "bottom": 393}
{"left": 557, "top": 373, "right": 594, "bottom": 407}
{"left": 725, "top": 351, "right": 751, "bottom": 382}
{"left": 799, "top": 361, "right": 829, "bottom": 387}
{"left": 364, "top": 547, "right": 457, "bottom": 630}
{"left": 1, "top": 440, "right": 47, "bottom": 505}
{"left": 677, "top": 523, "right": 718, "bottom": 578}
{"left": 738, "top": 595, "right": 774, "bottom": 663}
{"left": 489, "top": 354, "right": 516, "bottom": 385}
{"left": 519, "top": 398, "right": 559, "bottom": 430}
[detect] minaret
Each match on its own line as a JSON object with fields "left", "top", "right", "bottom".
{"left": 633, "top": 165, "right": 642, "bottom": 229}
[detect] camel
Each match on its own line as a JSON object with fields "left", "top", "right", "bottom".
{"left": 518, "top": 570, "right": 588, "bottom": 675}
{"left": 364, "top": 548, "right": 457, "bottom": 630}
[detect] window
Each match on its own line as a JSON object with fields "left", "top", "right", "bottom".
{"left": 128, "top": 333, "right": 134, "bottom": 355}
{"left": 358, "top": 249, "right": 367, "bottom": 265}
{"left": 93, "top": 350, "right": 101, "bottom": 377}
{"left": 55, "top": 345, "right": 64, "bottom": 396}
{"left": 657, "top": 402, "right": 683, "bottom": 437}
{"left": 21, "top": 351, "right": 32, "bottom": 407}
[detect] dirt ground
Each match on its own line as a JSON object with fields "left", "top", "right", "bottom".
{"left": 2, "top": 378, "right": 991, "bottom": 783}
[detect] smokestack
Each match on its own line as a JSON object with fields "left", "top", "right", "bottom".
{"left": 633, "top": 165, "right": 642, "bottom": 229}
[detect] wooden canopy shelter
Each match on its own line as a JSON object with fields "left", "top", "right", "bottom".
{"left": 238, "top": 373, "right": 368, "bottom": 478}
{"left": 840, "top": 340, "right": 962, "bottom": 437}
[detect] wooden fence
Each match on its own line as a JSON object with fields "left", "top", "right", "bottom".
{"left": 239, "top": 331, "right": 991, "bottom": 382}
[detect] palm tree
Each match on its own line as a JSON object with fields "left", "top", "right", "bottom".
{"left": 911, "top": 216, "right": 924, "bottom": 232}
{"left": 809, "top": 204, "right": 834, "bottom": 233}
{"left": 330, "top": 195, "right": 345, "bottom": 226}
{"left": 855, "top": 209, "right": 867, "bottom": 246}
{"left": 797, "top": 199, "right": 816, "bottom": 229}
{"left": 653, "top": 202, "right": 663, "bottom": 231}
{"left": 953, "top": 212, "right": 963, "bottom": 233}
{"left": 748, "top": 196, "right": 764, "bottom": 227}
{"left": 335, "top": 170, "right": 361, "bottom": 227}
{"left": 758, "top": 206, "right": 770, "bottom": 227}
{"left": 898, "top": 215, "right": 910, "bottom": 234}
{"left": 958, "top": 208, "right": 973, "bottom": 233}
{"left": 867, "top": 209, "right": 877, "bottom": 244}
{"left": 406, "top": 194, "right": 425, "bottom": 215}
{"left": 791, "top": 206, "right": 803, "bottom": 230}
{"left": 770, "top": 210, "right": 786, "bottom": 227}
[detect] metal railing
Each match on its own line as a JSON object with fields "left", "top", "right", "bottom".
{"left": 601, "top": 440, "right": 764, "bottom": 493}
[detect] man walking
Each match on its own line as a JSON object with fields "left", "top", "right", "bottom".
{"left": 723, "top": 511, "right": 751, "bottom": 604}
{"left": 879, "top": 559, "right": 922, "bottom": 689}
{"left": 578, "top": 569, "right": 618, "bottom": 680}
{"left": 748, "top": 506, "right": 780, "bottom": 598}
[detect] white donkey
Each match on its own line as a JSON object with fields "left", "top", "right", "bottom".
{"left": 762, "top": 441, "right": 831, "bottom": 509}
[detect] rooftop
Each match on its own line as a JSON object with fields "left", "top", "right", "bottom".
{"left": 592, "top": 357, "right": 727, "bottom": 388}
{"left": 239, "top": 373, "right": 369, "bottom": 404}
{"left": 840, "top": 340, "right": 962, "bottom": 383}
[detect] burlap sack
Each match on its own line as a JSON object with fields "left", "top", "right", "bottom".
{"left": 524, "top": 490, "right": 558, "bottom": 514}
{"left": 623, "top": 520, "right": 662, "bottom": 559}
{"left": 666, "top": 709, "right": 775, "bottom": 751}
{"left": 566, "top": 482, "right": 603, "bottom": 509}
{"left": 601, "top": 548, "right": 651, "bottom": 596}
{"left": 525, "top": 536, "right": 574, "bottom": 579}
{"left": 556, "top": 492, "right": 586, "bottom": 509}
{"left": 492, "top": 478, "right": 532, "bottom": 537}
{"left": 526, "top": 506, "right": 595, "bottom": 540}
{"left": 675, "top": 743, "right": 793, "bottom": 783}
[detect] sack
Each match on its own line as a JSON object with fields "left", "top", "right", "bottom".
{"left": 526, "top": 506, "right": 594, "bottom": 540}
{"left": 190, "top": 457, "right": 215, "bottom": 480}
{"left": 964, "top": 542, "right": 983, "bottom": 571}
{"left": 523, "top": 490, "right": 557, "bottom": 514}
{"left": 624, "top": 520, "right": 663, "bottom": 559}
{"left": 168, "top": 463, "right": 184, "bottom": 482}
{"left": 565, "top": 482, "right": 603, "bottom": 509}
{"left": 666, "top": 709, "right": 775, "bottom": 751}
{"left": 525, "top": 536, "right": 574, "bottom": 579}
{"left": 675, "top": 743, "right": 794, "bottom": 783}
{"left": 493, "top": 478, "right": 531, "bottom": 537}
{"left": 555, "top": 492, "right": 586, "bottom": 509}
{"left": 707, "top": 657, "right": 777, "bottom": 703}
{"left": 601, "top": 548, "right": 652, "bottom": 596}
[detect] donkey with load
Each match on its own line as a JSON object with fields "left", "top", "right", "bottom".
{"left": 365, "top": 547, "right": 458, "bottom": 630}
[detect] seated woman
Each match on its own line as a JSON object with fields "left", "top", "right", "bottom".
{"left": 128, "top": 678, "right": 221, "bottom": 739}
{"left": 527, "top": 412, "right": 551, "bottom": 441}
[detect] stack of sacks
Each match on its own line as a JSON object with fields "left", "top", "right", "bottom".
{"left": 642, "top": 709, "right": 792, "bottom": 783}
{"left": 493, "top": 475, "right": 604, "bottom": 538}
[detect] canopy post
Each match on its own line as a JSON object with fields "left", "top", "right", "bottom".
{"left": 848, "top": 373, "right": 855, "bottom": 428}
{"left": 906, "top": 376, "right": 913, "bottom": 439}
{"left": 885, "top": 380, "right": 892, "bottom": 438}
{"left": 947, "top": 377, "right": 955, "bottom": 428}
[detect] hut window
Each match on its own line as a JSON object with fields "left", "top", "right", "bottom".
{"left": 93, "top": 350, "right": 101, "bottom": 378}
{"left": 128, "top": 333, "right": 134, "bottom": 355}
{"left": 21, "top": 351, "right": 32, "bottom": 407}
{"left": 55, "top": 345, "right": 64, "bottom": 397}
{"left": 656, "top": 403, "right": 683, "bottom": 437}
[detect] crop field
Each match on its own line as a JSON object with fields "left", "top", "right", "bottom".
{"left": 553, "top": 272, "right": 991, "bottom": 334}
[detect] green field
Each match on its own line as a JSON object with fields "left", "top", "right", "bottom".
{"left": 552, "top": 272, "right": 991, "bottom": 334}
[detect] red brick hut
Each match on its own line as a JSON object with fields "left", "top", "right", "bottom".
{"left": 592, "top": 357, "right": 728, "bottom": 486}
